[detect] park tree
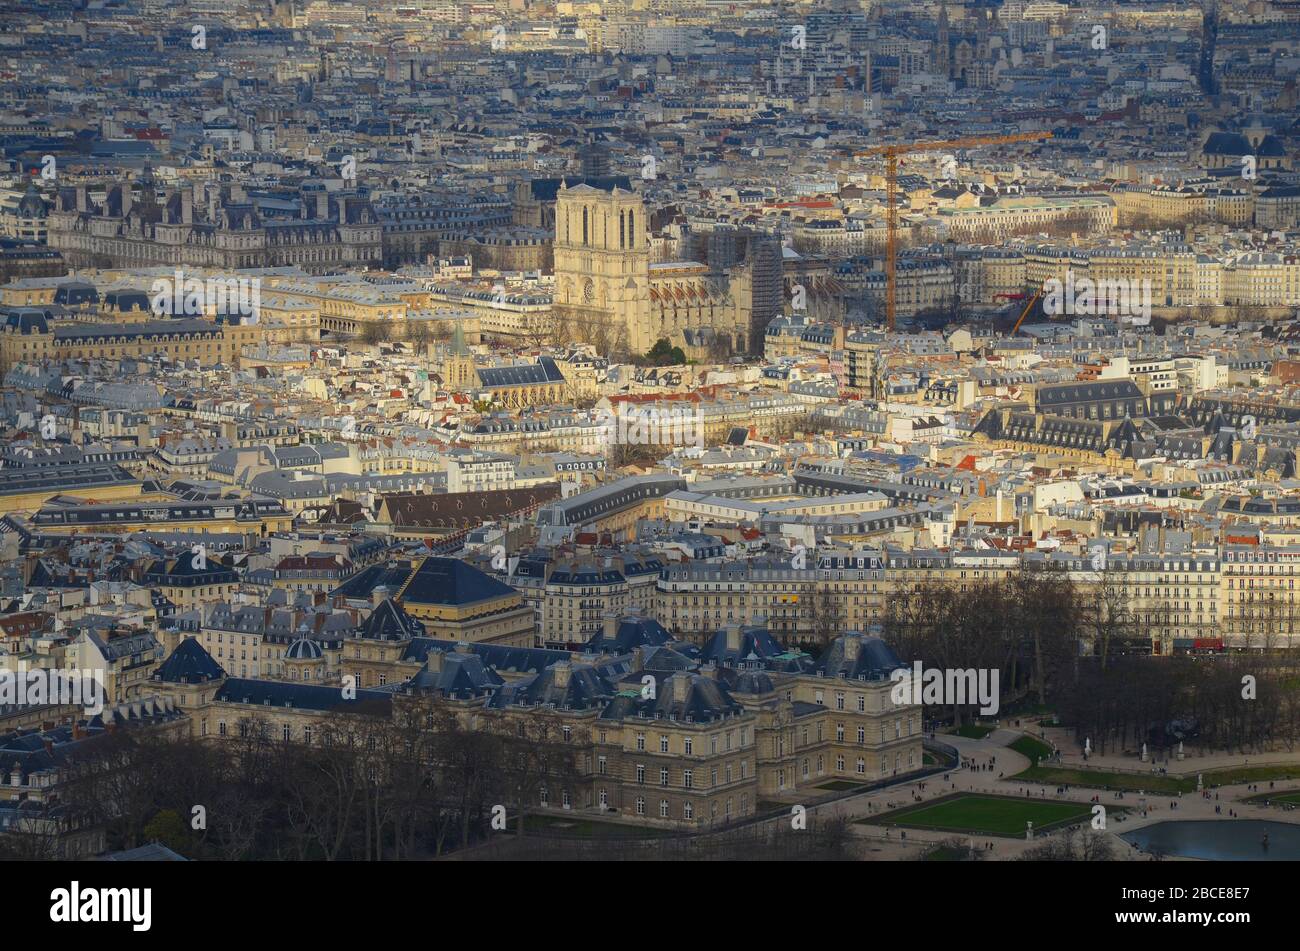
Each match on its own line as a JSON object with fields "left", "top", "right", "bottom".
{"left": 645, "top": 338, "right": 686, "bottom": 366}
{"left": 806, "top": 586, "right": 846, "bottom": 651}
{"left": 360, "top": 320, "right": 392, "bottom": 347}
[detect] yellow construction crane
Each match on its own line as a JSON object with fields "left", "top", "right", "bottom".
{"left": 854, "top": 130, "right": 1053, "bottom": 331}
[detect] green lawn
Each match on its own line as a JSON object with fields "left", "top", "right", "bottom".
{"left": 1013, "top": 765, "right": 1194, "bottom": 794}
{"left": 1010, "top": 736, "right": 1054, "bottom": 764}
{"left": 817, "top": 780, "right": 867, "bottom": 792}
{"left": 1246, "top": 791, "right": 1300, "bottom": 806}
{"left": 1203, "top": 765, "right": 1300, "bottom": 787}
{"left": 1012, "top": 761, "right": 1300, "bottom": 795}
{"left": 863, "top": 793, "right": 1095, "bottom": 837}
{"left": 1000, "top": 703, "right": 1053, "bottom": 718}
{"left": 949, "top": 724, "right": 996, "bottom": 739}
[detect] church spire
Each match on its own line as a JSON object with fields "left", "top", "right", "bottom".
{"left": 449, "top": 320, "right": 469, "bottom": 356}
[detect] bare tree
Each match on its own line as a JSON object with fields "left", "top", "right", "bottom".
{"left": 406, "top": 320, "right": 433, "bottom": 350}
{"left": 807, "top": 586, "right": 845, "bottom": 651}
{"left": 490, "top": 712, "right": 580, "bottom": 838}
{"left": 283, "top": 721, "right": 364, "bottom": 861}
{"left": 1085, "top": 562, "right": 1140, "bottom": 671}
{"left": 360, "top": 320, "right": 393, "bottom": 347}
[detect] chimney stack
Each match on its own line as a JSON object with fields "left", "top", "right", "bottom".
{"left": 602, "top": 612, "right": 619, "bottom": 641}
{"left": 551, "top": 660, "right": 572, "bottom": 689}
{"left": 725, "top": 622, "right": 743, "bottom": 653}
{"left": 843, "top": 634, "right": 861, "bottom": 662}
{"left": 315, "top": 192, "right": 329, "bottom": 220}
{"left": 426, "top": 648, "right": 444, "bottom": 673}
{"left": 671, "top": 672, "right": 690, "bottom": 703}
{"left": 181, "top": 186, "right": 193, "bottom": 224}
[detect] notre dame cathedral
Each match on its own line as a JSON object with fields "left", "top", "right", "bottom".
{"left": 551, "top": 181, "right": 754, "bottom": 358}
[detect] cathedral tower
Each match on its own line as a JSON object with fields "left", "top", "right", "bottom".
{"left": 552, "top": 182, "right": 651, "bottom": 355}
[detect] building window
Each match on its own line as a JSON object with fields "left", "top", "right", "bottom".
{"left": 659, "top": 799, "right": 669, "bottom": 818}
{"left": 636, "top": 764, "right": 645, "bottom": 784}
{"left": 635, "top": 797, "right": 645, "bottom": 816}
{"left": 660, "top": 767, "right": 669, "bottom": 787}
{"left": 683, "top": 802, "right": 693, "bottom": 820}
{"left": 683, "top": 769, "right": 693, "bottom": 789}
{"left": 659, "top": 735, "right": 669, "bottom": 753}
